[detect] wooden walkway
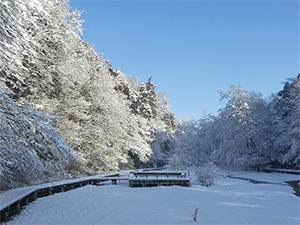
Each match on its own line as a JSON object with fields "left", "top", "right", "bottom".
{"left": 0, "top": 168, "right": 191, "bottom": 222}
{"left": 129, "top": 170, "right": 190, "bottom": 187}
{"left": 0, "top": 172, "right": 119, "bottom": 222}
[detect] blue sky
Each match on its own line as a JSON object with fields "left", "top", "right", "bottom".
{"left": 69, "top": 0, "right": 299, "bottom": 120}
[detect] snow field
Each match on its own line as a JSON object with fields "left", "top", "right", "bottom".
{"left": 4, "top": 172, "right": 300, "bottom": 225}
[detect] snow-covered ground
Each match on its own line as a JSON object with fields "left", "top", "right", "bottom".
{"left": 4, "top": 171, "right": 300, "bottom": 225}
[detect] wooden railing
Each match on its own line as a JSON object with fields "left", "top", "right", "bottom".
{"left": 0, "top": 172, "right": 119, "bottom": 222}
{"left": 132, "top": 171, "right": 187, "bottom": 178}
{"left": 0, "top": 168, "right": 192, "bottom": 222}
{"left": 129, "top": 170, "right": 190, "bottom": 187}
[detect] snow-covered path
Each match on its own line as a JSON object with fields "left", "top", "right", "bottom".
{"left": 4, "top": 172, "right": 300, "bottom": 225}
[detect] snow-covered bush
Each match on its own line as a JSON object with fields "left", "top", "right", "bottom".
{"left": 195, "top": 163, "right": 221, "bottom": 187}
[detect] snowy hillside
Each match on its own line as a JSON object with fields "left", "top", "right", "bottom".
{"left": 0, "top": 0, "right": 178, "bottom": 191}
{"left": 3, "top": 171, "right": 299, "bottom": 225}
{"left": 0, "top": 90, "right": 81, "bottom": 190}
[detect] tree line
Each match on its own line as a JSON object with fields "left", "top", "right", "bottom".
{"left": 164, "top": 77, "right": 299, "bottom": 170}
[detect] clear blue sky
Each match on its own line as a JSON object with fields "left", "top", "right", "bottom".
{"left": 69, "top": 0, "right": 299, "bottom": 120}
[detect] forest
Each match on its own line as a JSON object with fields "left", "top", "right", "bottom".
{"left": 0, "top": 0, "right": 299, "bottom": 191}
{"left": 167, "top": 80, "right": 299, "bottom": 171}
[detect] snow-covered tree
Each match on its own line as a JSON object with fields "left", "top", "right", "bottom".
{"left": 0, "top": 90, "right": 80, "bottom": 191}
{"left": 211, "top": 86, "right": 273, "bottom": 169}
{"left": 167, "top": 78, "right": 298, "bottom": 171}
{"left": 168, "top": 116, "right": 203, "bottom": 169}
{"left": 0, "top": 0, "right": 179, "bottom": 186}
{"left": 270, "top": 75, "right": 300, "bottom": 168}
